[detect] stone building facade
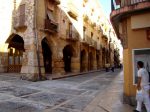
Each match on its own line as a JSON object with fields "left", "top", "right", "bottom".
{"left": 0, "top": 0, "right": 120, "bottom": 81}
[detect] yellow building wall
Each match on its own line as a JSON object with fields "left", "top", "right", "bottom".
{"left": 123, "top": 16, "right": 150, "bottom": 97}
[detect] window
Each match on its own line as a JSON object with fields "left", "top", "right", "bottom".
{"left": 83, "top": 27, "right": 86, "bottom": 40}
{"left": 69, "top": 23, "right": 72, "bottom": 37}
{"left": 91, "top": 32, "right": 93, "bottom": 38}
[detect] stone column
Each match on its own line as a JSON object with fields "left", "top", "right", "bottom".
{"left": 21, "top": 36, "right": 45, "bottom": 81}
{"left": 52, "top": 45, "right": 65, "bottom": 77}
{"left": 71, "top": 57, "right": 80, "bottom": 73}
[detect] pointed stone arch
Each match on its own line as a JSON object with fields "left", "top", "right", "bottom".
{"left": 80, "top": 49, "right": 87, "bottom": 72}
{"left": 63, "top": 44, "right": 75, "bottom": 72}
{"left": 41, "top": 38, "right": 52, "bottom": 74}
{"left": 88, "top": 52, "right": 94, "bottom": 70}
{"left": 7, "top": 34, "right": 24, "bottom": 72}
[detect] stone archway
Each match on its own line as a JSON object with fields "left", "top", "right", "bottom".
{"left": 63, "top": 45, "right": 74, "bottom": 72}
{"left": 42, "top": 38, "right": 52, "bottom": 74}
{"left": 8, "top": 34, "right": 24, "bottom": 72}
{"left": 80, "top": 50, "right": 87, "bottom": 72}
{"left": 102, "top": 48, "right": 106, "bottom": 68}
{"left": 88, "top": 52, "right": 94, "bottom": 70}
{"left": 96, "top": 52, "right": 100, "bottom": 69}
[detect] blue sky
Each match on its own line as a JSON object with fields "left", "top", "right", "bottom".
{"left": 99, "top": 0, "right": 111, "bottom": 19}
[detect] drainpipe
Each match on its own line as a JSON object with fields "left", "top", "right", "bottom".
{"left": 34, "top": 0, "right": 42, "bottom": 80}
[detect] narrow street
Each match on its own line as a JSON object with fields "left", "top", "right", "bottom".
{"left": 0, "top": 70, "right": 133, "bottom": 112}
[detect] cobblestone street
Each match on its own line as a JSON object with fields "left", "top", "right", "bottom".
{"left": 0, "top": 70, "right": 133, "bottom": 112}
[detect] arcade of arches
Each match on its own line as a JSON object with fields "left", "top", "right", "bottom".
{"left": 0, "top": 35, "right": 111, "bottom": 79}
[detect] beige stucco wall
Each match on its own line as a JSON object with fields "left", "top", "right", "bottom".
{"left": 123, "top": 17, "right": 150, "bottom": 97}
{"left": 131, "top": 12, "right": 150, "bottom": 29}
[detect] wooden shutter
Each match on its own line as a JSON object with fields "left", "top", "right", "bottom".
{"left": 19, "top": 4, "right": 25, "bottom": 26}
{"left": 69, "top": 23, "right": 72, "bottom": 38}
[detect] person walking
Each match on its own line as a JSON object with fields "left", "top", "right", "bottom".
{"left": 111, "top": 64, "right": 115, "bottom": 72}
{"left": 134, "top": 61, "right": 150, "bottom": 112}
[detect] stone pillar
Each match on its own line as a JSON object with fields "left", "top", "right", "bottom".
{"left": 71, "top": 57, "right": 80, "bottom": 73}
{"left": 52, "top": 45, "right": 65, "bottom": 76}
{"left": 53, "top": 58, "right": 65, "bottom": 75}
{"left": 21, "top": 37, "right": 45, "bottom": 81}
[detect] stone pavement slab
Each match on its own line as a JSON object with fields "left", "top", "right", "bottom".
{"left": 61, "top": 96, "right": 93, "bottom": 111}
{"left": 0, "top": 70, "right": 134, "bottom": 112}
{"left": 0, "top": 98, "right": 51, "bottom": 112}
{"left": 83, "top": 71, "right": 133, "bottom": 112}
{"left": 22, "top": 92, "right": 74, "bottom": 106}
{"left": 0, "top": 86, "right": 40, "bottom": 97}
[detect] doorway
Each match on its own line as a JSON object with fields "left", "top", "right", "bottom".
{"left": 88, "top": 52, "right": 93, "bottom": 70}
{"left": 63, "top": 45, "right": 73, "bottom": 72}
{"left": 96, "top": 53, "right": 100, "bottom": 69}
{"left": 42, "top": 38, "right": 52, "bottom": 74}
{"left": 80, "top": 50, "right": 86, "bottom": 72}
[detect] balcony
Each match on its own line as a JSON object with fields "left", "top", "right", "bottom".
{"left": 111, "top": 0, "right": 150, "bottom": 20}
{"left": 83, "top": 15, "right": 89, "bottom": 22}
{"left": 67, "top": 2, "right": 79, "bottom": 19}
{"left": 90, "top": 22, "right": 96, "bottom": 29}
{"left": 114, "top": 0, "right": 149, "bottom": 8}
{"left": 51, "top": 0, "right": 60, "bottom": 5}
{"left": 14, "top": 14, "right": 27, "bottom": 29}
{"left": 44, "top": 19, "right": 58, "bottom": 33}
{"left": 82, "top": 35, "right": 97, "bottom": 48}
{"left": 82, "top": 35, "right": 91, "bottom": 45}
{"left": 66, "top": 30, "right": 79, "bottom": 41}
{"left": 90, "top": 40, "right": 97, "bottom": 48}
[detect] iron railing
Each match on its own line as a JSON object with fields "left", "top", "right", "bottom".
{"left": 112, "top": 0, "right": 149, "bottom": 10}
{"left": 82, "top": 35, "right": 97, "bottom": 48}
{"left": 66, "top": 30, "right": 79, "bottom": 41}
{"left": 45, "top": 19, "right": 58, "bottom": 33}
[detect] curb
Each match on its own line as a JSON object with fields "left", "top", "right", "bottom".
{"left": 51, "top": 69, "right": 105, "bottom": 80}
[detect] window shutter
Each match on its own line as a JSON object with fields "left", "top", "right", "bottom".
{"left": 19, "top": 4, "right": 25, "bottom": 26}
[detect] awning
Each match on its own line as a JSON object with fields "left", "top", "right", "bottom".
{"left": 8, "top": 42, "right": 24, "bottom": 51}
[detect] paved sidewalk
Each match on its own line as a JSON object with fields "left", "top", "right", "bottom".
{"left": 0, "top": 70, "right": 134, "bottom": 112}
{"left": 83, "top": 71, "right": 134, "bottom": 112}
